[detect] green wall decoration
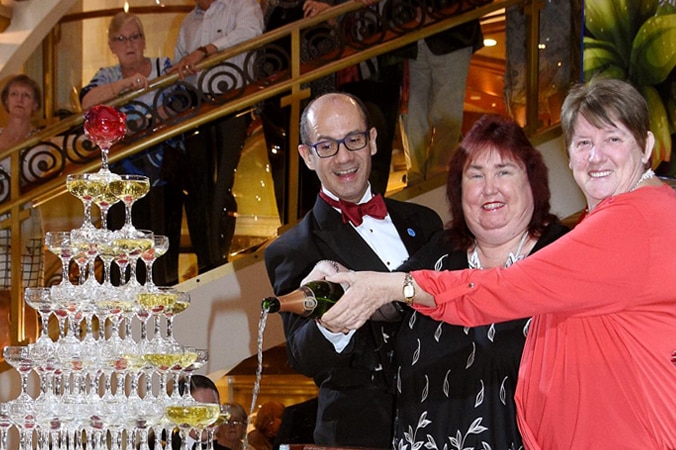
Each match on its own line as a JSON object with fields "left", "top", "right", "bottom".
{"left": 583, "top": 0, "right": 676, "bottom": 173}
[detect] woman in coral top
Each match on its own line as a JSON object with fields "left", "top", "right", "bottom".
{"left": 319, "top": 79, "right": 676, "bottom": 449}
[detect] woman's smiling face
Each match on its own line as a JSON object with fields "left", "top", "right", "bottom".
{"left": 461, "top": 147, "right": 534, "bottom": 246}
{"left": 568, "top": 114, "right": 653, "bottom": 210}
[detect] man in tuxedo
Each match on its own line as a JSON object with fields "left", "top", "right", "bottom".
{"left": 264, "top": 92, "right": 442, "bottom": 448}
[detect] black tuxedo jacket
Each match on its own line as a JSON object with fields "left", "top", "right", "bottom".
{"left": 264, "top": 194, "right": 442, "bottom": 448}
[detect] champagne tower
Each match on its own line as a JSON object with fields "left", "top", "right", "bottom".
{"left": 0, "top": 106, "right": 220, "bottom": 450}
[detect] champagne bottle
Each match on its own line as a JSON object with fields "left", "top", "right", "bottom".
{"left": 261, "top": 280, "right": 344, "bottom": 318}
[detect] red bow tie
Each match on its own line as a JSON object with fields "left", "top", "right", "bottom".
{"left": 320, "top": 191, "right": 387, "bottom": 226}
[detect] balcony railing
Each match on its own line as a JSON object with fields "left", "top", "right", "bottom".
{"left": 0, "top": 0, "right": 576, "bottom": 361}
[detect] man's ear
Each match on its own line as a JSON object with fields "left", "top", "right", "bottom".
{"left": 369, "top": 126, "right": 378, "bottom": 156}
{"left": 298, "top": 144, "right": 315, "bottom": 170}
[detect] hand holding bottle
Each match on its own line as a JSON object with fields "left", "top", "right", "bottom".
{"left": 300, "top": 260, "right": 348, "bottom": 286}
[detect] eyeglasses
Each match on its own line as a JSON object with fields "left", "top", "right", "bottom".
{"left": 224, "top": 419, "right": 245, "bottom": 426}
{"left": 110, "top": 32, "right": 144, "bottom": 44}
{"left": 309, "top": 131, "right": 369, "bottom": 158}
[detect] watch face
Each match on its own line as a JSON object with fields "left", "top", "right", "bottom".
{"left": 404, "top": 285, "right": 414, "bottom": 298}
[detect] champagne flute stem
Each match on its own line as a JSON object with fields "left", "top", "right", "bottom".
{"left": 83, "top": 200, "right": 95, "bottom": 229}
{"left": 59, "top": 257, "right": 71, "bottom": 285}
{"left": 124, "top": 202, "right": 133, "bottom": 230}
{"left": 153, "top": 316, "right": 162, "bottom": 341}
{"left": 145, "top": 261, "right": 155, "bottom": 286}
{"left": 0, "top": 429, "right": 7, "bottom": 450}
{"left": 101, "top": 205, "right": 110, "bottom": 229}
{"left": 100, "top": 145, "right": 110, "bottom": 173}
{"left": 166, "top": 317, "right": 174, "bottom": 341}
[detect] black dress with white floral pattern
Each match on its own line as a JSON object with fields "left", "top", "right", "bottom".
{"left": 394, "top": 223, "right": 568, "bottom": 450}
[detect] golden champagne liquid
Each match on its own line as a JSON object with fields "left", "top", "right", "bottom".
{"left": 67, "top": 178, "right": 106, "bottom": 201}
{"left": 113, "top": 238, "right": 153, "bottom": 254}
{"left": 46, "top": 244, "right": 72, "bottom": 257}
{"left": 97, "top": 300, "right": 134, "bottom": 313}
{"left": 143, "top": 353, "right": 186, "bottom": 369}
{"left": 108, "top": 179, "right": 150, "bottom": 202}
{"left": 170, "top": 301, "right": 190, "bottom": 315}
{"left": 94, "top": 190, "right": 120, "bottom": 207}
{"left": 98, "top": 242, "right": 119, "bottom": 258}
{"left": 165, "top": 404, "right": 220, "bottom": 428}
{"left": 137, "top": 292, "right": 178, "bottom": 310}
{"left": 182, "top": 352, "right": 197, "bottom": 367}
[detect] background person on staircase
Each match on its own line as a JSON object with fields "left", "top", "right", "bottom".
{"left": 80, "top": 12, "right": 184, "bottom": 285}
{"left": 169, "top": 0, "right": 264, "bottom": 272}
{"left": 0, "top": 74, "right": 45, "bottom": 350}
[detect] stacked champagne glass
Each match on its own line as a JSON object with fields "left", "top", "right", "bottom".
{"left": 0, "top": 106, "right": 219, "bottom": 450}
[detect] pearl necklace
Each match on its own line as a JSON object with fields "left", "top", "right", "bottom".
{"left": 630, "top": 169, "right": 655, "bottom": 192}
{"left": 467, "top": 231, "right": 530, "bottom": 270}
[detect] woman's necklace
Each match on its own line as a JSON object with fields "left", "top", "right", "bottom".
{"left": 630, "top": 168, "right": 656, "bottom": 192}
{"left": 467, "top": 231, "right": 530, "bottom": 270}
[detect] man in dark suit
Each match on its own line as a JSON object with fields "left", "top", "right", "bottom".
{"left": 264, "top": 92, "right": 442, "bottom": 448}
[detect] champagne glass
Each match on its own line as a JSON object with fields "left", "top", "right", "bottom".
{"left": 45, "top": 231, "right": 74, "bottom": 286}
{"left": 66, "top": 173, "right": 106, "bottom": 230}
{"left": 94, "top": 180, "right": 121, "bottom": 230}
{"left": 97, "top": 230, "right": 119, "bottom": 286}
{"left": 123, "top": 229, "right": 154, "bottom": 287}
{"left": 165, "top": 402, "right": 220, "bottom": 450}
{"left": 0, "top": 403, "right": 11, "bottom": 450}
{"left": 71, "top": 228, "right": 99, "bottom": 286}
{"left": 143, "top": 342, "right": 185, "bottom": 401}
{"left": 108, "top": 174, "right": 150, "bottom": 233}
{"left": 3, "top": 346, "right": 35, "bottom": 402}
{"left": 138, "top": 287, "right": 179, "bottom": 345}
{"left": 83, "top": 104, "right": 127, "bottom": 174}
{"left": 181, "top": 348, "right": 208, "bottom": 400}
{"left": 24, "top": 287, "right": 54, "bottom": 346}
{"left": 165, "top": 291, "right": 190, "bottom": 343}
{"left": 141, "top": 235, "right": 169, "bottom": 287}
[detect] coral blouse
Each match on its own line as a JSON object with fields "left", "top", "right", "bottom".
{"left": 413, "top": 185, "right": 676, "bottom": 449}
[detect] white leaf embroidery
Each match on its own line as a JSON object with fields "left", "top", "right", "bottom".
{"left": 481, "top": 441, "right": 492, "bottom": 450}
{"left": 409, "top": 311, "right": 417, "bottom": 329}
{"left": 412, "top": 338, "right": 421, "bottom": 366}
{"left": 474, "top": 379, "right": 485, "bottom": 407}
{"left": 434, "top": 323, "right": 443, "bottom": 342}
{"left": 500, "top": 376, "right": 508, "bottom": 406}
{"left": 487, "top": 324, "right": 495, "bottom": 342}
{"left": 523, "top": 318, "right": 531, "bottom": 337}
{"left": 433, "top": 254, "right": 447, "bottom": 272}
{"left": 465, "top": 342, "right": 476, "bottom": 369}
{"left": 443, "top": 369, "right": 451, "bottom": 397}
{"left": 421, "top": 375, "right": 429, "bottom": 402}
{"left": 417, "top": 411, "right": 431, "bottom": 429}
{"left": 425, "top": 434, "right": 438, "bottom": 450}
{"left": 467, "top": 417, "right": 488, "bottom": 435}
{"left": 397, "top": 366, "right": 402, "bottom": 394}
{"left": 463, "top": 326, "right": 470, "bottom": 335}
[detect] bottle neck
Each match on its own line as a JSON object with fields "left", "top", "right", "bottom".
{"left": 262, "top": 286, "right": 316, "bottom": 316}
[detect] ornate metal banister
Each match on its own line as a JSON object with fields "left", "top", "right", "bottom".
{"left": 1, "top": 0, "right": 551, "bottom": 352}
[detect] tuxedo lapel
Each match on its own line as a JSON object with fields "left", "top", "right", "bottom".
{"left": 386, "top": 199, "right": 434, "bottom": 255}
{"left": 312, "top": 196, "right": 388, "bottom": 271}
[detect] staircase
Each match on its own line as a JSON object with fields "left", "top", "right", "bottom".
{"left": 0, "top": 0, "right": 79, "bottom": 76}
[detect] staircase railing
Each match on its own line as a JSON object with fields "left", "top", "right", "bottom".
{"left": 0, "top": 0, "right": 551, "bottom": 353}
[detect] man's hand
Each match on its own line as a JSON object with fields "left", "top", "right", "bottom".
{"left": 320, "top": 271, "right": 405, "bottom": 331}
{"left": 168, "top": 44, "right": 216, "bottom": 79}
{"left": 300, "top": 260, "right": 348, "bottom": 286}
{"left": 303, "top": 0, "right": 331, "bottom": 18}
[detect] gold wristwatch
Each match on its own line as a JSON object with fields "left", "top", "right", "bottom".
{"left": 402, "top": 273, "right": 415, "bottom": 305}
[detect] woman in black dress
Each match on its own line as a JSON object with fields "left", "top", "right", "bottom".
{"left": 394, "top": 114, "right": 568, "bottom": 450}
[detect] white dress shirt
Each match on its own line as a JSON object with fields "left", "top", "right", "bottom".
{"left": 174, "top": 0, "right": 264, "bottom": 90}
{"left": 317, "top": 186, "right": 409, "bottom": 351}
